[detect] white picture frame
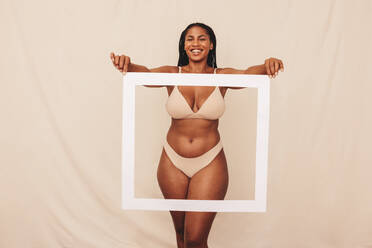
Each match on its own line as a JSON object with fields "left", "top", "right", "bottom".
{"left": 122, "top": 72, "right": 270, "bottom": 212}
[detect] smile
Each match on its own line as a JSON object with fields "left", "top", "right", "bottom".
{"left": 190, "top": 49, "right": 203, "bottom": 55}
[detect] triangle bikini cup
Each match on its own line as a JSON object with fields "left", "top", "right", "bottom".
{"left": 165, "top": 67, "right": 225, "bottom": 120}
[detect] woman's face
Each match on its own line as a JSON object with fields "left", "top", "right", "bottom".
{"left": 184, "top": 26, "right": 213, "bottom": 63}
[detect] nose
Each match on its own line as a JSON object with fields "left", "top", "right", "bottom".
{"left": 191, "top": 39, "right": 200, "bottom": 46}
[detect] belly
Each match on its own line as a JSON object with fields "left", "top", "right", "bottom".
{"left": 166, "top": 118, "right": 221, "bottom": 157}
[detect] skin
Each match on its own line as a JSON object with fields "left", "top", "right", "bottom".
{"left": 110, "top": 26, "right": 284, "bottom": 248}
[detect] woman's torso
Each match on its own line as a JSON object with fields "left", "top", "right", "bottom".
{"left": 165, "top": 66, "right": 227, "bottom": 157}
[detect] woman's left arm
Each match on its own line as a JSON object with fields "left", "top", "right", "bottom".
{"left": 219, "top": 57, "right": 284, "bottom": 89}
{"left": 246, "top": 57, "right": 284, "bottom": 78}
{"left": 220, "top": 57, "right": 284, "bottom": 78}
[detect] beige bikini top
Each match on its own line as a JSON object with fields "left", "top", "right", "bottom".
{"left": 165, "top": 66, "right": 225, "bottom": 120}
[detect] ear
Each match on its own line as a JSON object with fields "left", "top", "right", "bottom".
{"left": 210, "top": 43, "right": 213, "bottom": 50}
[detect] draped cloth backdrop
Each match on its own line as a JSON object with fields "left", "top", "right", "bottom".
{"left": 1, "top": 0, "right": 372, "bottom": 247}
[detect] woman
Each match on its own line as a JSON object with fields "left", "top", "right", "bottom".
{"left": 111, "top": 23, "right": 283, "bottom": 248}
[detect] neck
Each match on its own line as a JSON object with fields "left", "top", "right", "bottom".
{"left": 186, "top": 59, "right": 210, "bottom": 73}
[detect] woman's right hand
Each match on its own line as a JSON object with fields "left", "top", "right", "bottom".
{"left": 110, "top": 52, "right": 131, "bottom": 74}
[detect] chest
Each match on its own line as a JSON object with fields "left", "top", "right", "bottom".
{"left": 167, "top": 85, "right": 226, "bottom": 99}
{"left": 165, "top": 85, "right": 226, "bottom": 118}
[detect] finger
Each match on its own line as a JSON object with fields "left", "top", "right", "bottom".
{"left": 119, "top": 55, "right": 125, "bottom": 71}
{"left": 264, "top": 60, "right": 271, "bottom": 78}
{"left": 270, "top": 60, "right": 275, "bottom": 77}
{"left": 270, "top": 60, "right": 275, "bottom": 74}
{"left": 274, "top": 61, "right": 279, "bottom": 76}
{"left": 114, "top": 55, "right": 120, "bottom": 67}
{"left": 123, "top": 56, "right": 130, "bottom": 74}
{"left": 279, "top": 60, "right": 284, "bottom": 72}
{"left": 110, "top": 52, "right": 115, "bottom": 63}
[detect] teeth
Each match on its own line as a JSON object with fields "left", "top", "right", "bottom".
{"left": 191, "top": 49, "right": 201, "bottom": 55}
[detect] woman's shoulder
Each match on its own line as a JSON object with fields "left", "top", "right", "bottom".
{"left": 150, "top": 65, "right": 179, "bottom": 73}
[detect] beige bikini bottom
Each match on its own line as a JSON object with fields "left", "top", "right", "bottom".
{"left": 163, "top": 139, "right": 223, "bottom": 178}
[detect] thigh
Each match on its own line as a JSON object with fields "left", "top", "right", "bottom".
{"left": 184, "top": 149, "right": 229, "bottom": 242}
{"left": 157, "top": 148, "right": 190, "bottom": 234}
{"left": 157, "top": 148, "right": 190, "bottom": 199}
{"left": 187, "top": 148, "right": 228, "bottom": 200}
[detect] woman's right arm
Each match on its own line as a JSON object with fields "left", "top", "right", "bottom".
{"left": 110, "top": 52, "right": 176, "bottom": 87}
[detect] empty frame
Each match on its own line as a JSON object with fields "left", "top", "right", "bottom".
{"left": 122, "top": 72, "right": 270, "bottom": 212}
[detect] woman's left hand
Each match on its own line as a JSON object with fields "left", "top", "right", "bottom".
{"left": 264, "top": 57, "right": 284, "bottom": 78}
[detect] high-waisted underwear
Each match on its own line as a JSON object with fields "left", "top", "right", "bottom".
{"left": 163, "top": 140, "right": 223, "bottom": 177}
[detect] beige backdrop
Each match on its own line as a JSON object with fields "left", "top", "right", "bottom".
{"left": 1, "top": 0, "right": 372, "bottom": 247}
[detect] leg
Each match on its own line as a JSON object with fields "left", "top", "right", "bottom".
{"left": 157, "top": 148, "right": 190, "bottom": 248}
{"left": 184, "top": 149, "right": 228, "bottom": 248}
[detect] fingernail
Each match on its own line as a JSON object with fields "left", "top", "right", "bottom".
{"left": 275, "top": 72, "right": 278, "bottom": 76}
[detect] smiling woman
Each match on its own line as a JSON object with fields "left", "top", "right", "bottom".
{"left": 110, "top": 23, "right": 284, "bottom": 248}
{"left": 178, "top": 23, "right": 217, "bottom": 70}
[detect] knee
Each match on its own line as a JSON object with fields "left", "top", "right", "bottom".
{"left": 176, "top": 227, "right": 184, "bottom": 237}
{"left": 184, "top": 234, "right": 206, "bottom": 247}
{"left": 175, "top": 226, "right": 185, "bottom": 239}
